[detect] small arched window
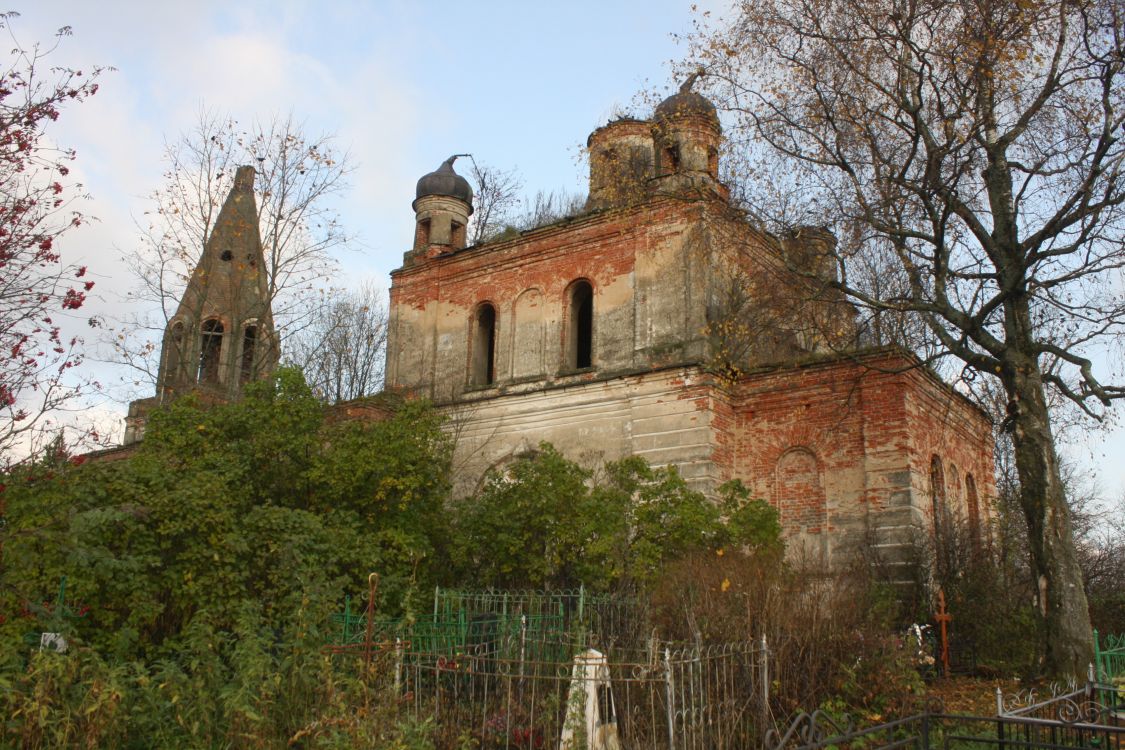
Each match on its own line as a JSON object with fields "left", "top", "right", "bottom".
{"left": 660, "top": 144, "right": 680, "bottom": 175}
{"left": 471, "top": 303, "right": 497, "bottom": 386}
{"left": 240, "top": 325, "right": 258, "bottom": 384}
{"left": 451, "top": 221, "right": 466, "bottom": 249}
{"left": 566, "top": 280, "right": 593, "bottom": 370}
{"left": 415, "top": 218, "right": 431, "bottom": 249}
{"left": 199, "top": 319, "right": 224, "bottom": 384}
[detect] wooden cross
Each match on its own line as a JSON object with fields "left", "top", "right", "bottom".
{"left": 935, "top": 588, "right": 953, "bottom": 677}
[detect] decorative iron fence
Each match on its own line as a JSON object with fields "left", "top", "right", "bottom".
{"left": 768, "top": 710, "right": 1124, "bottom": 750}
{"left": 767, "top": 679, "right": 1125, "bottom": 750}
{"left": 393, "top": 635, "right": 768, "bottom": 750}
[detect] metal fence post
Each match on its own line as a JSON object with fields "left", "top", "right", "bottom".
{"left": 1093, "top": 629, "right": 1101, "bottom": 681}
{"left": 519, "top": 614, "right": 527, "bottom": 682}
{"left": 394, "top": 636, "right": 403, "bottom": 694}
{"left": 760, "top": 634, "right": 770, "bottom": 740}
{"left": 665, "top": 647, "right": 676, "bottom": 750}
{"left": 996, "top": 686, "right": 1006, "bottom": 750}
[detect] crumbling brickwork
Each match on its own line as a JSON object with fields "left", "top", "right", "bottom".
{"left": 386, "top": 80, "right": 995, "bottom": 567}
{"left": 123, "top": 166, "right": 279, "bottom": 445}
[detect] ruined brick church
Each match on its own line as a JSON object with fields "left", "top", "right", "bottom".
{"left": 125, "top": 83, "right": 995, "bottom": 568}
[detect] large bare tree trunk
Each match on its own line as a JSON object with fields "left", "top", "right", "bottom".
{"left": 1002, "top": 344, "right": 1093, "bottom": 678}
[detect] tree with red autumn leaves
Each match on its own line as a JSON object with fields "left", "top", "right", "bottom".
{"left": 0, "top": 13, "right": 102, "bottom": 459}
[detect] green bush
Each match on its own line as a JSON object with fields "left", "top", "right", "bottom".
{"left": 0, "top": 369, "right": 453, "bottom": 746}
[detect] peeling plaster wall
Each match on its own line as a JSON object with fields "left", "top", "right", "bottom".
{"left": 443, "top": 366, "right": 724, "bottom": 499}
{"left": 387, "top": 200, "right": 716, "bottom": 401}
{"left": 385, "top": 183, "right": 995, "bottom": 571}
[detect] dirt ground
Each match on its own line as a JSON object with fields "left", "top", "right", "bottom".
{"left": 925, "top": 676, "right": 1024, "bottom": 715}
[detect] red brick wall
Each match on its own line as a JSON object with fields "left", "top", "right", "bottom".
{"left": 718, "top": 352, "right": 994, "bottom": 562}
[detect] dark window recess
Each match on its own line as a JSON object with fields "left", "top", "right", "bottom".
{"left": 220, "top": 250, "right": 233, "bottom": 261}
{"left": 965, "top": 473, "right": 981, "bottom": 545}
{"left": 472, "top": 304, "right": 496, "bottom": 386}
{"left": 568, "top": 281, "right": 593, "bottom": 369}
{"left": 662, "top": 145, "right": 680, "bottom": 174}
{"left": 167, "top": 322, "right": 185, "bottom": 380}
{"left": 198, "top": 319, "right": 224, "bottom": 383}
{"left": 240, "top": 326, "right": 258, "bottom": 383}
{"left": 930, "top": 455, "right": 946, "bottom": 522}
{"left": 415, "top": 218, "right": 431, "bottom": 248}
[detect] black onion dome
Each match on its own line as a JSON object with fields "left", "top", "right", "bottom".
{"left": 654, "top": 72, "right": 719, "bottom": 127}
{"left": 415, "top": 155, "right": 473, "bottom": 205}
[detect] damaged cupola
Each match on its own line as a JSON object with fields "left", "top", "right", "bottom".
{"left": 651, "top": 72, "right": 724, "bottom": 197}
{"left": 410, "top": 155, "right": 474, "bottom": 262}
{"left": 585, "top": 73, "right": 726, "bottom": 210}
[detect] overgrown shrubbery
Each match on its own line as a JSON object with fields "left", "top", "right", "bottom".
{"left": 0, "top": 370, "right": 786, "bottom": 745}
{"left": 912, "top": 513, "right": 1044, "bottom": 678}
{"left": 653, "top": 548, "right": 925, "bottom": 723}
{"left": 0, "top": 369, "right": 455, "bottom": 747}
{"left": 453, "top": 445, "right": 781, "bottom": 591}
{"left": 10, "top": 369, "right": 1113, "bottom": 744}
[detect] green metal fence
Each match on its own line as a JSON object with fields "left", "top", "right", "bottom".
{"left": 1094, "top": 629, "right": 1125, "bottom": 682}
{"left": 328, "top": 586, "right": 645, "bottom": 665}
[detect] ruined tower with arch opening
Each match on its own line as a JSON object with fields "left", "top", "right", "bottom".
{"left": 124, "top": 165, "right": 280, "bottom": 445}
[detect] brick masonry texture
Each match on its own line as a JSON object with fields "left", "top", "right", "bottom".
{"left": 385, "top": 92, "right": 995, "bottom": 569}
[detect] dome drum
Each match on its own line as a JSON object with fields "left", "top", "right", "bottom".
{"left": 411, "top": 156, "right": 474, "bottom": 258}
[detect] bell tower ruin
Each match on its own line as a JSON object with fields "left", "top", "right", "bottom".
{"left": 123, "top": 165, "right": 279, "bottom": 444}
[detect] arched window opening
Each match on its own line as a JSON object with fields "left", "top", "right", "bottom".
{"left": 707, "top": 146, "right": 719, "bottom": 177}
{"left": 965, "top": 473, "right": 981, "bottom": 547}
{"left": 415, "top": 218, "right": 431, "bottom": 248}
{"left": 929, "top": 455, "right": 947, "bottom": 522}
{"left": 567, "top": 280, "right": 593, "bottom": 370}
{"left": 451, "top": 221, "right": 466, "bottom": 248}
{"left": 776, "top": 448, "right": 828, "bottom": 538}
{"left": 947, "top": 464, "right": 962, "bottom": 514}
{"left": 930, "top": 454, "right": 949, "bottom": 573}
{"left": 661, "top": 145, "right": 680, "bottom": 175}
{"left": 240, "top": 325, "right": 258, "bottom": 384}
{"left": 198, "top": 319, "right": 224, "bottom": 384}
{"left": 471, "top": 303, "right": 497, "bottom": 386}
{"left": 167, "top": 321, "right": 185, "bottom": 381}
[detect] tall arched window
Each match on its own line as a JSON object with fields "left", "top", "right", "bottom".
{"left": 929, "top": 455, "right": 946, "bottom": 521}
{"left": 471, "top": 303, "right": 497, "bottom": 386}
{"left": 240, "top": 325, "right": 258, "bottom": 384}
{"left": 965, "top": 473, "right": 981, "bottom": 547}
{"left": 167, "top": 321, "right": 185, "bottom": 381}
{"left": 566, "top": 280, "right": 593, "bottom": 370}
{"left": 199, "top": 319, "right": 224, "bottom": 384}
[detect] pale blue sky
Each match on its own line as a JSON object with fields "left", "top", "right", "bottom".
{"left": 18, "top": 0, "right": 708, "bottom": 429}
{"left": 15, "top": 1, "right": 1125, "bottom": 499}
